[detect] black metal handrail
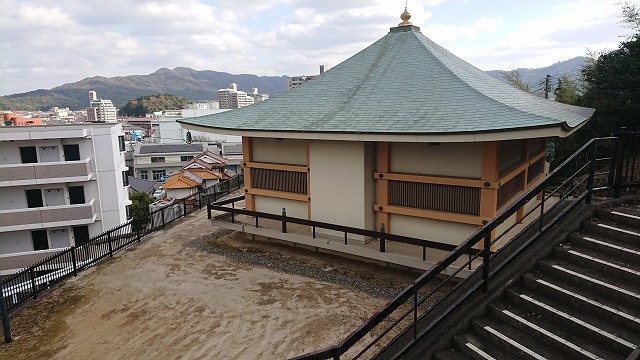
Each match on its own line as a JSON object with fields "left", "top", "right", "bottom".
{"left": 289, "top": 130, "right": 639, "bottom": 359}
{"left": 0, "top": 174, "right": 244, "bottom": 314}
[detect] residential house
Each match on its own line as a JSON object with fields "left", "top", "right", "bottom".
{"left": 132, "top": 143, "right": 206, "bottom": 181}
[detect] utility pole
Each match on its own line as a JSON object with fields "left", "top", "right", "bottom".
{"left": 544, "top": 74, "right": 551, "bottom": 99}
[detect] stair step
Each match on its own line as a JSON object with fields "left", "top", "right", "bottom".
{"left": 568, "top": 232, "right": 640, "bottom": 263}
{"left": 489, "top": 302, "right": 627, "bottom": 359}
{"left": 453, "top": 332, "right": 519, "bottom": 360}
{"left": 582, "top": 219, "right": 640, "bottom": 247}
{"left": 537, "top": 258, "right": 640, "bottom": 307}
{"left": 522, "top": 272, "right": 640, "bottom": 332}
{"left": 553, "top": 243, "right": 640, "bottom": 283}
{"left": 471, "top": 317, "right": 564, "bottom": 360}
{"left": 507, "top": 286, "right": 640, "bottom": 354}
{"left": 596, "top": 206, "right": 640, "bottom": 228}
{"left": 433, "top": 346, "right": 472, "bottom": 360}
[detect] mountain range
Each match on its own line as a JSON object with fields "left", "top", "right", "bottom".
{"left": 0, "top": 57, "right": 588, "bottom": 112}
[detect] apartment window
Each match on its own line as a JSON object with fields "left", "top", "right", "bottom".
{"left": 181, "top": 156, "right": 194, "bottom": 162}
{"left": 126, "top": 205, "right": 132, "bottom": 220}
{"left": 63, "top": 144, "right": 81, "bottom": 161}
{"left": 26, "top": 189, "right": 44, "bottom": 208}
{"left": 140, "top": 170, "right": 148, "bottom": 180}
{"left": 73, "top": 226, "right": 90, "bottom": 246}
{"left": 31, "top": 230, "right": 49, "bottom": 251}
{"left": 68, "top": 186, "right": 85, "bottom": 205}
{"left": 151, "top": 157, "right": 165, "bottom": 163}
{"left": 118, "top": 135, "right": 126, "bottom": 152}
{"left": 122, "top": 171, "right": 129, "bottom": 186}
{"left": 152, "top": 170, "right": 166, "bottom": 180}
{"left": 20, "top": 146, "right": 38, "bottom": 163}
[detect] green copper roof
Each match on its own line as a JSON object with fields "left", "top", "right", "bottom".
{"left": 179, "top": 26, "right": 594, "bottom": 135}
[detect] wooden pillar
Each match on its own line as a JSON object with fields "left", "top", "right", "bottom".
{"left": 242, "top": 137, "right": 255, "bottom": 211}
{"left": 306, "top": 140, "right": 312, "bottom": 220}
{"left": 517, "top": 140, "right": 530, "bottom": 221}
{"left": 376, "top": 142, "right": 390, "bottom": 232}
{"left": 479, "top": 142, "right": 499, "bottom": 249}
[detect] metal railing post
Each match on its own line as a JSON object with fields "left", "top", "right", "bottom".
{"left": 207, "top": 204, "right": 212, "bottom": 219}
{"left": 183, "top": 198, "right": 187, "bottom": 218}
{"left": 586, "top": 141, "right": 598, "bottom": 204}
{"left": 281, "top": 208, "right": 287, "bottom": 233}
{"left": 613, "top": 127, "right": 627, "bottom": 198}
{"left": 482, "top": 230, "right": 491, "bottom": 293}
{"left": 29, "top": 268, "right": 37, "bottom": 300}
{"left": 0, "top": 294, "right": 11, "bottom": 343}
{"left": 379, "top": 223, "right": 386, "bottom": 253}
{"left": 136, "top": 227, "right": 141, "bottom": 243}
{"left": 71, "top": 248, "right": 78, "bottom": 276}
{"left": 107, "top": 232, "right": 113, "bottom": 257}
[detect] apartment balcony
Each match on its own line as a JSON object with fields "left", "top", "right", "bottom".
{"left": 0, "top": 199, "right": 97, "bottom": 232}
{"left": 0, "top": 158, "right": 94, "bottom": 187}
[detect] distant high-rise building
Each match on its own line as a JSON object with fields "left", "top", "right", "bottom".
{"left": 86, "top": 90, "right": 117, "bottom": 123}
{"left": 218, "top": 83, "right": 255, "bottom": 109}
{"left": 288, "top": 65, "right": 325, "bottom": 90}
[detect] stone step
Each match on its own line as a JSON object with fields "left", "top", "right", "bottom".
{"left": 537, "top": 258, "right": 640, "bottom": 308}
{"left": 553, "top": 243, "right": 640, "bottom": 284}
{"left": 453, "top": 332, "right": 520, "bottom": 360}
{"left": 433, "top": 346, "right": 473, "bottom": 360}
{"left": 596, "top": 206, "right": 640, "bottom": 228}
{"left": 489, "top": 301, "right": 627, "bottom": 359}
{"left": 506, "top": 286, "right": 640, "bottom": 355}
{"left": 522, "top": 272, "right": 640, "bottom": 332}
{"left": 582, "top": 219, "right": 640, "bottom": 247}
{"left": 568, "top": 231, "right": 640, "bottom": 263}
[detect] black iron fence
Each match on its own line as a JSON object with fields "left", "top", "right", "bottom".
{"left": 0, "top": 174, "right": 243, "bottom": 315}
{"left": 277, "top": 128, "right": 635, "bottom": 359}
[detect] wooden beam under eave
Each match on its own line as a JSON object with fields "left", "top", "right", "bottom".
{"left": 242, "top": 137, "right": 255, "bottom": 211}
{"left": 376, "top": 142, "right": 390, "bottom": 232}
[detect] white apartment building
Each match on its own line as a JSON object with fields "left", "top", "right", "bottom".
{"left": 87, "top": 90, "right": 118, "bottom": 123}
{"left": 0, "top": 123, "right": 132, "bottom": 274}
{"left": 218, "top": 83, "right": 255, "bottom": 109}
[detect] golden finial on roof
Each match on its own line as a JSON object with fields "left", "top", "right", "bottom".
{"left": 399, "top": 2, "right": 413, "bottom": 26}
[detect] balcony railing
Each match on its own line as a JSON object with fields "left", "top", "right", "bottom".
{"left": 0, "top": 158, "right": 93, "bottom": 185}
{"left": 0, "top": 200, "right": 96, "bottom": 231}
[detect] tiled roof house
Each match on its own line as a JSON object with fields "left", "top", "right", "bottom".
{"left": 179, "top": 10, "right": 595, "bottom": 248}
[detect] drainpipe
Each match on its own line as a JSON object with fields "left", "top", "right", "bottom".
{"left": 90, "top": 127, "right": 106, "bottom": 233}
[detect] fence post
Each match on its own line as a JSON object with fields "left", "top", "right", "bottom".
{"left": 207, "top": 203, "right": 212, "bottom": 219}
{"left": 586, "top": 141, "right": 598, "bottom": 204}
{"left": 227, "top": 180, "right": 230, "bottom": 196}
{"left": 379, "top": 223, "right": 386, "bottom": 253}
{"left": 183, "top": 198, "right": 187, "bottom": 218}
{"left": 613, "top": 127, "right": 627, "bottom": 198}
{"left": 161, "top": 207, "right": 166, "bottom": 229}
{"left": 71, "top": 248, "right": 78, "bottom": 276}
{"left": 29, "top": 267, "right": 37, "bottom": 300}
{"left": 0, "top": 294, "right": 11, "bottom": 343}
{"left": 136, "top": 227, "right": 141, "bottom": 243}
{"left": 482, "top": 230, "right": 491, "bottom": 293}
{"left": 107, "top": 232, "right": 113, "bottom": 257}
{"left": 281, "top": 208, "right": 287, "bottom": 233}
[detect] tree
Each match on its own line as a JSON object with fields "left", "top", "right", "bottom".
{"left": 621, "top": 1, "right": 640, "bottom": 34}
{"left": 554, "top": 75, "right": 579, "bottom": 105}
{"left": 501, "top": 70, "right": 531, "bottom": 92}
{"left": 129, "top": 192, "right": 154, "bottom": 231}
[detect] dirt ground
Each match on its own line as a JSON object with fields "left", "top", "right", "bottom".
{"left": 0, "top": 208, "right": 421, "bottom": 360}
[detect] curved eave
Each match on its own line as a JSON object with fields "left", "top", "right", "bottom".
{"left": 179, "top": 117, "right": 590, "bottom": 143}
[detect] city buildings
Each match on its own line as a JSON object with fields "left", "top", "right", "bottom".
{"left": 218, "top": 83, "right": 260, "bottom": 109}
{"left": 288, "top": 65, "right": 325, "bottom": 90}
{"left": 0, "top": 123, "right": 131, "bottom": 274}
{"left": 87, "top": 90, "right": 118, "bottom": 123}
{"left": 180, "top": 11, "right": 595, "bottom": 250}
{"left": 132, "top": 143, "right": 208, "bottom": 181}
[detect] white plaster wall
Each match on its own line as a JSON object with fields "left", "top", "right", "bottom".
{"left": 499, "top": 140, "right": 523, "bottom": 174}
{"left": 0, "top": 231, "right": 32, "bottom": 254}
{"left": 390, "top": 214, "right": 478, "bottom": 246}
{"left": 252, "top": 138, "right": 306, "bottom": 165}
{"left": 167, "top": 188, "right": 193, "bottom": 200}
{"left": 49, "top": 228, "right": 70, "bottom": 249}
{"left": 0, "top": 187, "right": 27, "bottom": 210}
{"left": 309, "top": 141, "right": 374, "bottom": 232}
{"left": 390, "top": 142, "right": 483, "bottom": 178}
{"left": 254, "top": 195, "right": 307, "bottom": 219}
{"left": 364, "top": 143, "right": 376, "bottom": 231}
{"left": 0, "top": 142, "right": 21, "bottom": 164}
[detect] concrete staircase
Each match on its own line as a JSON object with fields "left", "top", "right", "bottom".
{"left": 433, "top": 205, "right": 640, "bottom": 360}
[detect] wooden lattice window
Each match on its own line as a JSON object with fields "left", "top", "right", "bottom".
{"left": 527, "top": 158, "right": 545, "bottom": 184}
{"left": 389, "top": 181, "right": 480, "bottom": 216}
{"left": 251, "top": 168, "right": 307, "bottom": 194}
{"left": 498, "top": 172, "right": 525, "bottom": 209}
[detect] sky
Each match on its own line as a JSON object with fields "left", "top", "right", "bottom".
{"left": 1, "top": 0, "right": 638, "bottom": 96}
